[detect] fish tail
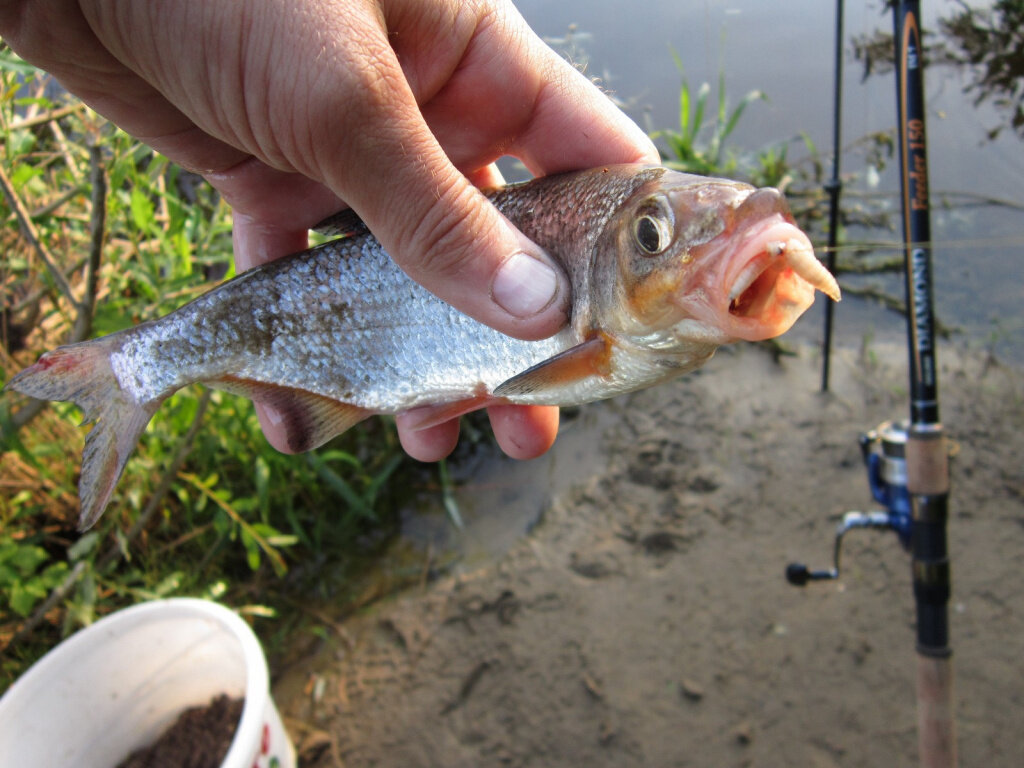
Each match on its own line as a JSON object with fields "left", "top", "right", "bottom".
{"left": 5, "top": 339, "right": 158, "bottom": 530}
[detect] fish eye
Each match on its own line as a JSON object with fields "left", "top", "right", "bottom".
{"left": 633, "top": 213, "right": 671, "bottom": 255}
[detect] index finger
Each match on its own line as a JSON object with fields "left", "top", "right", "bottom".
{"left": 411, "top": 5, "right": 660, "bottom": 177}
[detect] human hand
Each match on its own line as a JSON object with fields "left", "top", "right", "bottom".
{"left": 0, "top": 0, "right": 658, "bottom": 461}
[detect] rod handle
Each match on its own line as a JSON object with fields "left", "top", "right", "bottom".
{"left": 917, "top": 653, "right": 958, "bottom": 768}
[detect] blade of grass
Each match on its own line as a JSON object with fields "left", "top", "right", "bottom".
{"left": 179, "top": 471, "right": 289, "bottom": 577}
{"left": 305, "top": 451, "right": 375, "bottom": 520}
{"left": 438, "top": 459, "right": 463, "bottom": 530}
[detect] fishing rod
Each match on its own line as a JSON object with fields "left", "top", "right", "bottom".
{"left": 891, "top": 3, "right": 956, "bottom": 763}
{"left": 789, "top": 2, "right": 957, "bottom": 766}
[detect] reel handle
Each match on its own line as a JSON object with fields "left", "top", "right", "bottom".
{"left": 785, "top": 563, "right": 837, "bottom": 587}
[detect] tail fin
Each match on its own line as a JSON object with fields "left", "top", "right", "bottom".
{"left": 5, "top": 340, "right": 157, "bottom": 530}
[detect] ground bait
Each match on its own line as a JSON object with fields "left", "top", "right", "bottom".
{"left": 114, "top": 693, "right": 243, "bottom": 768}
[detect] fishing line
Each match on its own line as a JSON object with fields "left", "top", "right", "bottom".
{"left": 817, "top": 234, "right": 1024, "bottom": 255}
{"left": 802, "top": 187, "right": 1024, "bottom": 211}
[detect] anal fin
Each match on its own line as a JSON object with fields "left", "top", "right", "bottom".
{"left": 493, "top": 335, "right": 613, "bottom": 398}
{"left": 211, "top": 376, "right": 371, "bottom": 452}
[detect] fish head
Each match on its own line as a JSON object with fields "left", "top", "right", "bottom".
{"left": 595, "top": 168, "right": 839, "bottom": 347}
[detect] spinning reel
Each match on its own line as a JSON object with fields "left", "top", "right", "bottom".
{"left": 786, "top": 420, "right": 913, "bottom": 586}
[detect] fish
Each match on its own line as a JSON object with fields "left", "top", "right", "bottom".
{"left": 5, "top": 164, "right": 839, "bottom": 529}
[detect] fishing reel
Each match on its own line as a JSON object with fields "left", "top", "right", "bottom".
{"left": 786, "top": 420, "right": 913, "bottom": 586}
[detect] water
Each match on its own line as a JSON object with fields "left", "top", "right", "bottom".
{"left": 510, "top": 0, "right": 1024, "bottom": 363}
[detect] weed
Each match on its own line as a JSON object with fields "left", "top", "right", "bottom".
{"left": 651, "top": 54, "right": 766, "bottom": 177}
{"left": 0, "top": 50, "right": 413, "bottom": 689}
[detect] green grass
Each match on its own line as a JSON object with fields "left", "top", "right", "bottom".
{"left": 651, "top": 53, "right": 767, "bottom": 178}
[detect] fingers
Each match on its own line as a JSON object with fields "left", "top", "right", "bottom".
{"left": 410, "top": 2, "right": 660, "bottom": 176}
{"left": 222, "top": 160, "right": 345, "bottom": 271}
{"left": 252, "top": 402, "right": 302, "bottom": 456}
{"left": 258, "top": 399, "right": 560, "bottom": 465}
{"left": 309, "top": 87, "right": 572, "bottom": 341}
{"left": 317, "top": 1, "right": 655, "bottom": 340}
{"left": 394, "top": 404, "right": 559, "bottom": 463}
{"left": 487, "top": 405, "right": 560, "bottom": 460}
{"left": 349, "top": 158, "right": 571, "bottom": 341}
{"left": 394, "top": 414, "right": 461, "bottom": 463}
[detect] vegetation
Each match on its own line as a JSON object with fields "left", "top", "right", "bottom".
{"left": 0, "top": 49, "right": 417, "bottom": 688}
{"left": 651, "top": 56, "right": 766, "bottom": 179}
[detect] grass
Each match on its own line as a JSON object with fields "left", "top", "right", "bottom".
{"left": 651, "top": 53, "right": 767, "bottom": 179}
{"left": 648, "top": 50, "right": 840, "bottom": 196}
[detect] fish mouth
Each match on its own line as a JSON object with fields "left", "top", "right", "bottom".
{"left": 718, "top": 217, "right": 840, "bottom": 341}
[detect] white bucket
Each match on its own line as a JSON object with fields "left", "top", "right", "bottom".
{"left": 0, "top": 598, "right": 295, "bottom": 768}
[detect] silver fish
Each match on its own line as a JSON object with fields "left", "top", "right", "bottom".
{"left": 5, "top": 164, "right": 839, "bottom": 529}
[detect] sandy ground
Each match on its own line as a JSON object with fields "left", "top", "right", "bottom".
{"left": 274, "top": 340, "right": 1024, "bottom": 768}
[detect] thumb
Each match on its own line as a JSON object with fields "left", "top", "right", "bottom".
{"left": 334, "top": 145, "right": 569, "bottom": 341}
{"left": 311, "top": 83, "right": 570, "bottom": 342}
{"left": 366, "top": 155, "right": 571, "bottom": 340}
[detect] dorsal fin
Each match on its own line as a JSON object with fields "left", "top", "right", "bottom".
{"left": 312, "top": 208, "right": 370, "bottom": 239}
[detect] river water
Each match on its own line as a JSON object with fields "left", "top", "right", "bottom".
{"left": 509, "top": 0, "right": 1024, "bottom": 364}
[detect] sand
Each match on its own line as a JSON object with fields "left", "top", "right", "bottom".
{"left": 276, "top": 340, "right": 1023, "bottom": 767}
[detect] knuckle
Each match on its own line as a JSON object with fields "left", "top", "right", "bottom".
{"left": 397, "top": 177, "right": 493, "bottom": 280}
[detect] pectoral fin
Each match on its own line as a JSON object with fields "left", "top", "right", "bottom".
{"left": 211, "top": 376, "right": 371, "bottom": 452}
{"left": 494, "top": 335, "right": 613, "bottom": 398}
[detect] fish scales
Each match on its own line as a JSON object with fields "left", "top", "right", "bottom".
{"left": 5, "top": 164, "right": 840, "bottom": 529}
{"left": 110, "top": 222, "right": 569, "bottom": 411}
{"left": 110, "top": 168, "right": 656, "bottom": 410}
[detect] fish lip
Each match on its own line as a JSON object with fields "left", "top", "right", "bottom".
{"left": 726, "top": 218, "right": 839, "bottom": 305}
{"left": 670, "top": 216, "right": 837, "bottom": 343}
{"left": 722, "top": 218, "right": 839, "bottom": 337}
